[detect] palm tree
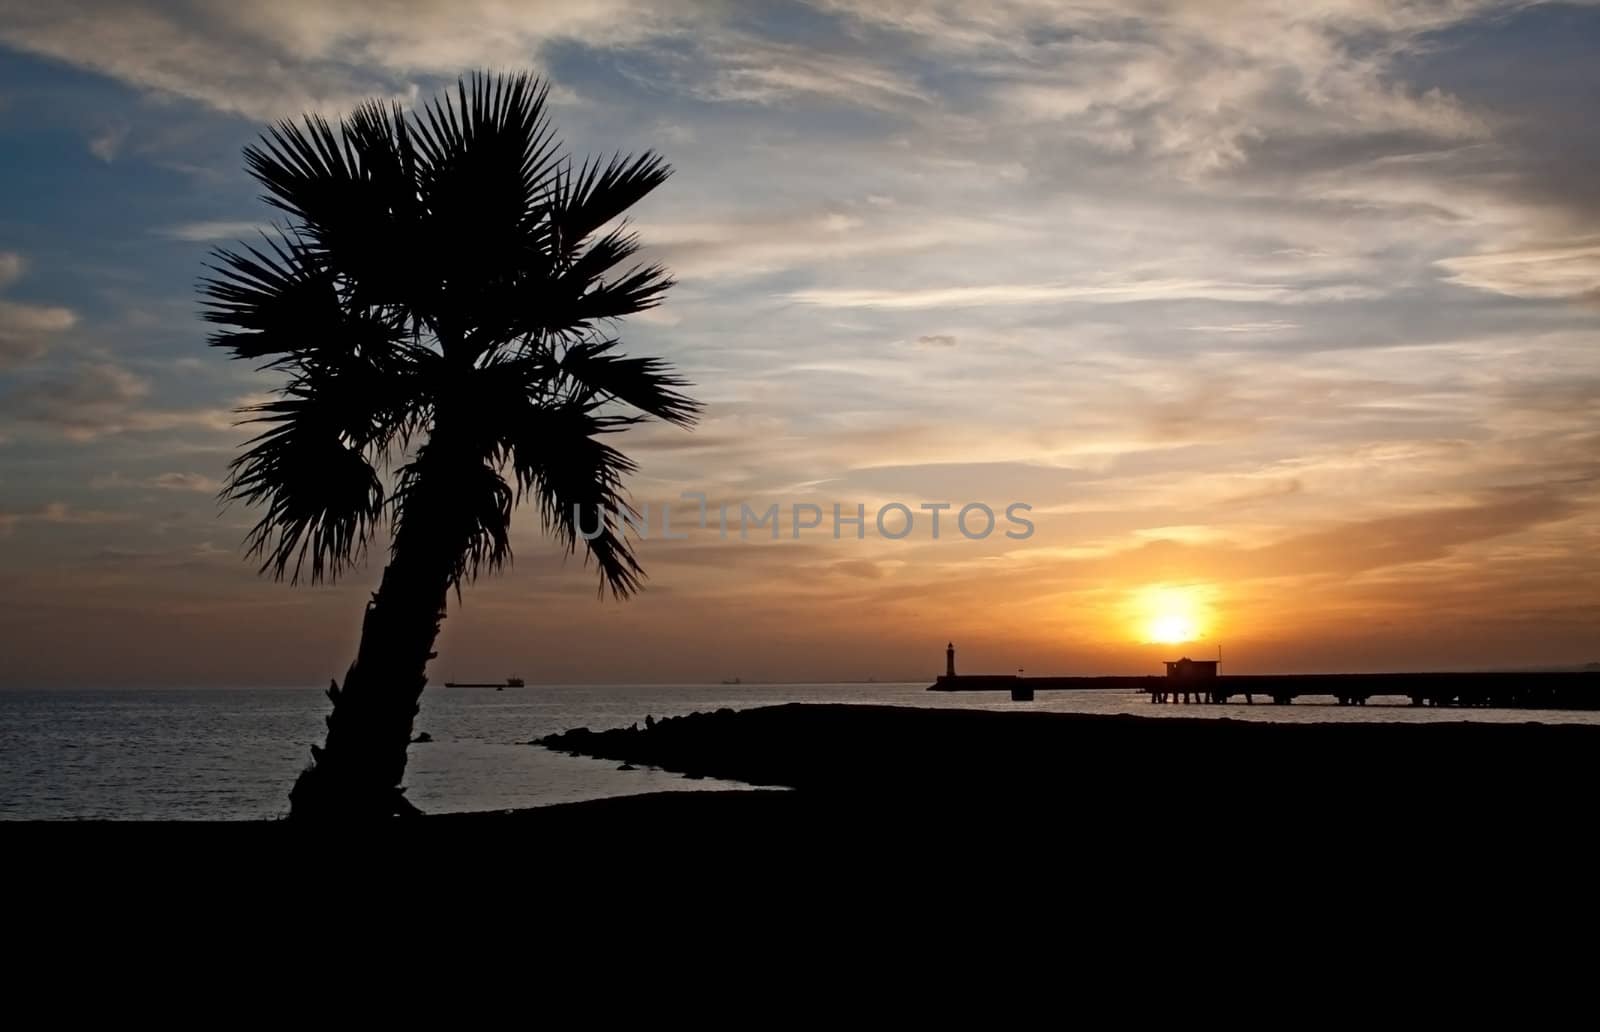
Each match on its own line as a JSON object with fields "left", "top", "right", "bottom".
{"left": 202, "top": 72, "right": 699, "bottom": 819}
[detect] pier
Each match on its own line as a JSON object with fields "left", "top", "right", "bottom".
{"left": 928, "top": 645, "right": 1600, "bottom": 709}
{"left": 1143, "top": 670, "right": 1600, "bottom": 708}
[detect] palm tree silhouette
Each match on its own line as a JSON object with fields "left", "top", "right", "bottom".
{"left": 202, "top": 73, "right": 699, "bottom": 818}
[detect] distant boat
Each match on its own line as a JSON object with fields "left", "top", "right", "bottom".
{"left": 443, "top": 676, "right": 525, "bottom": 688}
{"left": 721, "top": 677, "right": 741, "bottom": 685}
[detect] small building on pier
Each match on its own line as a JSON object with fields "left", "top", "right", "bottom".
{"left": 1164, "top": 657, "right": 1218, "bottom": 680}
{"left": 1153, "top": 657, "right": 1219, "bottom": 703}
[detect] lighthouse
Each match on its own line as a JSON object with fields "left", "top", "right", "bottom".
{"left": 946, "top": 641, "right": 956, "bottom": 679}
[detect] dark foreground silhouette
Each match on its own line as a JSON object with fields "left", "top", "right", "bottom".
{"left": 516, "top": 704, "right": 1599, "bottom": 848}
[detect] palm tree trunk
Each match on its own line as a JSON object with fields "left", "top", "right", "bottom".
{"left": 287, "top": 439, "right": 469, "bottom": 820}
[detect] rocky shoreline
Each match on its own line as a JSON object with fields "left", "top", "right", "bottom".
{"left": 527, "top": 703, "right": 1600, "bottom": 842}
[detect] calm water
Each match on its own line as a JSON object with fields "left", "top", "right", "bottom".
{"left": 3, "top": 682, "right": 1598, "bottom": 820}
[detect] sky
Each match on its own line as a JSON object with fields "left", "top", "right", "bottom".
{"left": 0, "top": 0, "right": 1596, "bottom": 686}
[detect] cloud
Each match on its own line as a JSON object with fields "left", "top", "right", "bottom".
{"left": 999, "top": 487, "right": 1581, "bottom": 592}
{"left": 832, "top": 559, "right": 886, "bottom": 580}
{"left": 1276, "top": 490, "right": 1575, "bottom": 574}
{"left": 0, "top": 0, "right": 934, "bottom": 124}
{"left": 914, "top": 334, "right": 957, "bottom": 348}
{"left": 158, "top": 220, "right": 272, "bottom": 242}
{"left": 2, "top": 363, "right": 239, "bottom": 441}
{"left": 1436, "top": 239, "right": 1600, "bottom": 301}
{"left": 151, "top": 472, "right": 222, "bottom": 493}
{"left": 640, "top": 209, "right": 1024, "bottom": 282}
{"left": 0, "top": 502, "right": 131, "bottom": 536}
{"left": 674, "top": 35, "right": 929, "bottom": 111}
{"left": 5, "top": 362, "right": 150, "bottom": 439}
{"left": 93, "top": 471, "right": 223, "bottom": 493}
{"left": 87, "top": 124, "right": 128, "bottom": 161}
{"left": 823, "top": 0, "right": 1491, "bottom": 171}
{"left": 0, "top": 251, "right": 77, "bottom": 369}
{"left": 0, "top": 0, "right": 701, "bottom": 119}
{"left": 1186, "top": 322, "right": 1300, "bottom": 335}
{"left": 1216, "top": 478, "right": 1305, "bottom": 508}
{"left": 787, "top": 278, "right": 1377, "bottom": 310}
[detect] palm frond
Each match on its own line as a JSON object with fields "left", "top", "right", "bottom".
{"left": 555, "top": 226, "right": 644, "bottom": 295}
{"left": 218, "top": 304, "right": 435, "bottom": 583}
{"left": 570, "top": 261, "right": 676, "bottom": 323}
{"left": 223, "top": 391, "right": 386, "bottom": 585}
{"left": 201, "top": 234, "right": 343, "bottom": 364}
{"left": 203, "top": 231, "right": 433, "bottom": 460}
{"left": 244, "top": 100, "right": 426, "bottom": 313}
{"left": 244, "top": 113, "right": 355, "bottom": 231}
{"left": 411, "top": 77, "right": 560, "bottom": 260}
{"left": 401, "top": 73, "right": 566, "bottom": 355}
{"left": 552, "top": 338, "right": 701, "bottom": 427}
{"left": 523, "top": 414, "right": 646, "bottom": 599}
{"left": 201, "top": 233, "right": 410, "bottom": 368}
{"left": 516, "top": 249, "right": 676, "bottom": 341}
{"left": 458, "top": 463, "right": 515, "bottom": 581}
{"left": 390, "top": 454, "right": 515, "bottom": 585}
{"left": 512, "top": 154, "right": 674, "bottom": 340}
{"left": 550, "top": 152, "right": 672, "bottom": 258}
{"left": 490, "top": 390, "right": 648, "bottom": 598}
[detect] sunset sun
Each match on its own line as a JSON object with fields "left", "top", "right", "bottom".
{"left": 1134, "top": 586, "right": 1212, "bottom": 646}
{"left": 1148, "top": 611, "right": 1199, "bottom": 645}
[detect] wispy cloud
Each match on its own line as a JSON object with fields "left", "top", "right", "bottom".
{"left": 151, "top": 471, "right": 222, "bottom": 492}
{"left": 640, "top": 209, "right": 1025, "bottom": 282}
{"left": 87, "top": 124, "right": 128, "bottom": 162}
{"left": 0, "top": 501, "right": 132, "bottom": 536}
{"left": 158, "top": 220, "right": 272, "bottom": 242}
{"left": 93, "top": 471, "right": 222, "bottom": 493}
{"left": 1186, "top": 321, "right": 1300, "bottom": 335}
{"left": 1436, "top": 239, "right": 1600, "bottom": 301}
{"left": 787, "top": 279, "right": 1376, "bottom": 310}
{"left": 678, "top": 35, "right": 930, "bottom": 110}
{"left": 0, "top": 0, "right": 700, "bottom": 119}
{"left": 0, "top": 251, "right": 77, "bottom": 369}
{"left": 3, "top": 362, "right": 240, "bottom": 441}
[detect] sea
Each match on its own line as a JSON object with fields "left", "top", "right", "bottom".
{"left": 4, "top": 681, "right": 1599, "bottom": 820}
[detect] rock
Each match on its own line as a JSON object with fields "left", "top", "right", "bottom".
{"left": 410, "top": 732, "right": 432, "bottom": 744}
{"left": 618, "top": 763, "right": 637, "bottom": 771}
